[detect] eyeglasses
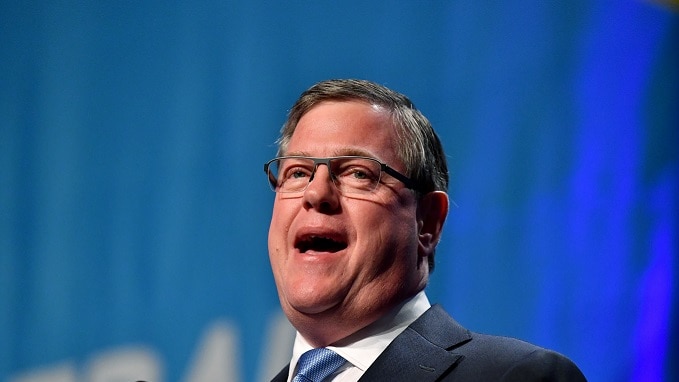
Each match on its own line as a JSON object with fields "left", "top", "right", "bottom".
{"left": 264, "top": 156, "right": 416, "bottom": 194}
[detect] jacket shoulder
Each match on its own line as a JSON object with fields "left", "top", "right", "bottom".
{"left": 406, "top": 305, "right": 587, "bottom": 381}
{"left": 452, "top": 332, "right": 586, "bottom": 381}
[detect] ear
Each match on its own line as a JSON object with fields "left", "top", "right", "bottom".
{"left": 416, "top": 191, "right": 449, "bottom": 258}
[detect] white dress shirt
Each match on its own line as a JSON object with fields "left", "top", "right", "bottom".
{"left": 286, "top": 291, "right": 431, "bottom": 382}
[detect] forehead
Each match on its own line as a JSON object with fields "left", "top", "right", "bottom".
{"left": 286, "top": 101, "right": 402, "bottom": 165}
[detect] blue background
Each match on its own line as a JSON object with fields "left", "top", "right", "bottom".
{"left": 1, "top": 1, "right": 677, "bottom": 381}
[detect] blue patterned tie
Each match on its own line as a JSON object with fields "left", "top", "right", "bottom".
{"left": 292, "top": 348, "right": 346, "bottom": 382}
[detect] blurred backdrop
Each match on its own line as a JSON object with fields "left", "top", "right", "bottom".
{"left": 1, "top": 1, "right": 677, "bottom": 381}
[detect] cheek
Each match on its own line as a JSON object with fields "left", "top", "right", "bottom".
{"left": 268, "top": 204, "right": 292, "bottom": 262}
{"left": 269, "top": 199, "right": 293, "bottom": 235}
{"left": 352, "top": 204, "right": 418, "bottom": 262}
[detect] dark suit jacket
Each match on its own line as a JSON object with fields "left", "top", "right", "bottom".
{"left": 270, "top": 304, "right": 586, "bottom": 381}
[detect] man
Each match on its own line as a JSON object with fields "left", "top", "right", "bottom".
{"left": 265, "top": 79, "right": 585, "bottom": 381}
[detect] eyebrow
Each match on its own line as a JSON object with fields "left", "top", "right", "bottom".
{"left": 284, "top": 148, "right": 377, "bottom": 158}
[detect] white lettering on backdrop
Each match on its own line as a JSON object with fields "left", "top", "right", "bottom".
{"left": 8, "top": 312, "right": 295, "bottom": 382}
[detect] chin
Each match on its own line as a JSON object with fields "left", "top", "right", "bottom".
{"left": 286, "top": 295, "right": 340, "bottom": 316}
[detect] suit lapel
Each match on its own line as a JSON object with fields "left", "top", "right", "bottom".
{"left": 270, "top": 365, "right": 289, "bottom": 382}
{"left": 359, "top": 305, "right": 471, "bottom": 382}
{"left": 270, "top": 305, "right": 471, "bottom": 382}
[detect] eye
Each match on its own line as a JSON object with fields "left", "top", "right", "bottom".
{"left": 336, "top": 161, "right": 379, "bottom": 182}
{"left": 284, "top": 166, "right": 312, "bottom": 180}
{"left": 349, "top": 168, "right": 370, "bottom": 179}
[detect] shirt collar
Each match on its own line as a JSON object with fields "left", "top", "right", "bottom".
{"left": 289, "top": 291, "right": 431, "bottom": 376}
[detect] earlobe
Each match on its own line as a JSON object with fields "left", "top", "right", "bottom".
{"left": 418, "top": 232, "right": 434, "bottom": 251}
{"left": 417, "top": 191, "right": 449, "bottom": 256}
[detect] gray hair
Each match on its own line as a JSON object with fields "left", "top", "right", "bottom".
{"left": 277, "top": 79, "right": 449, "bottom": 196}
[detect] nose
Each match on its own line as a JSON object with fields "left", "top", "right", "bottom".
{"left": 303, "top": 164, "right": 340, "bottom": 212}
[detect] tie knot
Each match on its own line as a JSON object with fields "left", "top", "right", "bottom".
{"left": 293, "top": 348, "right": 346, "bottom": 382}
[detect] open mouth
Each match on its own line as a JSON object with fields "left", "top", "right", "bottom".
{"left": 295, "top": 234, "right": 348, "bottom": 254}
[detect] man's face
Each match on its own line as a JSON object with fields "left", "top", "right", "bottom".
{"left": 268, "top": 100, "right": 429, "bottom": 339}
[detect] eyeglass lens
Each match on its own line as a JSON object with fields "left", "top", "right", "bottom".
{"left": 269, "top": 157, "right": 383, "bottom": 194}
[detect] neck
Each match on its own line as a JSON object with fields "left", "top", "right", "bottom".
{"left": 291, "top": 305, "right": 384, "bottom": 347}
{"left": 289, "top": 289, "right": 424, "bottom": 347}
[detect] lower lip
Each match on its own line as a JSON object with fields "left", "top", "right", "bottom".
{"left": 295, "top": 248, "right": 345, "bottom": 258}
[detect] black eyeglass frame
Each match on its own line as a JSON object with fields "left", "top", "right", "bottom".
{"left": 263, "top": 155, "right": 417, "bottom": 193}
